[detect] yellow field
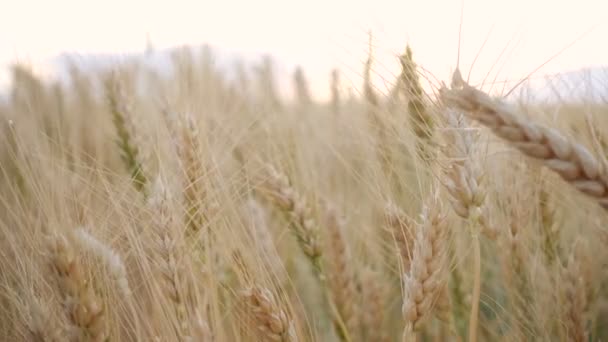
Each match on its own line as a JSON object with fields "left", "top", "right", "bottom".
{"left": 1, "top": 44, "right": 607, "bottom": 341}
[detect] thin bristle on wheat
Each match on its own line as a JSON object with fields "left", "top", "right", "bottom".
{"left": 441, "top": 72, "right": 608, "bottom": 210}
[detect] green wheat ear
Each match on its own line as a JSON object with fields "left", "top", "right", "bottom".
{"left": 105, "top": 76, "right": 148, "bottom": 195}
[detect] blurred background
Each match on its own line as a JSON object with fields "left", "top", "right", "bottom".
{"left": 1, "top": 0, "right": 607, "bottom": 99}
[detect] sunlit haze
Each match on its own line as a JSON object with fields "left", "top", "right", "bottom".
{"left": 1, "top": 0, "right": 607, "bottom": 98}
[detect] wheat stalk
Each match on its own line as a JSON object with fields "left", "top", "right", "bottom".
{"left": 105, "top": 73, "right": 148, "bottom": 194}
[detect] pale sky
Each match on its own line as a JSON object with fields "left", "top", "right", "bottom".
{"left": 1, "top": 0, "right": 607, "bottom": 98}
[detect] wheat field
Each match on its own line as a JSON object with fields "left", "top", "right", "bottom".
{"left": 1, "top": 41, "right": 607, "bottom": 342}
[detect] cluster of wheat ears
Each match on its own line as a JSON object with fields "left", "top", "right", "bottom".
{"left": 1, "top": 43, "right": 607, "bottom": 342}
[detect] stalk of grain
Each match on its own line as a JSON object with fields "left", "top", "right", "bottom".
{"left": 360, "top": 268, "right": 390, "bottom": 342}
{"left": 441, "top": 110, "right": 496, "bottom": 240}
{"left": 257, "top": 164, "right": 322, "bottom": 276}
{"left": 399, "top": 46, "right": 434, "bottom": 161}
{"left": 73, "top": 228, "right": 131, "bottom": 298}
{"left": 164, "top": 110, "right": 210, "bottom": 232}
{"left": 243, "top": 197, "right": 284, "bottom": 279}
{"left": 241, "top": 286, "right": 296, "bottom": 342}
{"left": 26, "top": 298, "right": 66, "bottom": 342}
{"left": 324, "top": 205, "right": 360, "bottom": 340}
{"left": 500, "top": 204, "right": 536, "bottom": 340}
{"left": 148, "top": 176, "right": 210, "bottom": 340}
{"left": 441, "top": 70, "right": 608, "bottom": 210}
{"left": 363, "top": 34, "right": 403, "bottom": 197}
{"left": 561, "top": 251, "right": 588, "bottom": 342}
{"left": 105, "top": 74, "right": 148, "bottom": 194}
{"left": 538, "top": 181, "right": 560, "bottom": 265}
{"left": 384, "top": 202, "right": 415, "bottom": 273}
{"left": 402, "top": 193, "right": 449, "bottom": 339}
{"left": 257, "top": 164, "right": 351, "bottom": 341}
{"left": 49, "top": 232, "right": 107, "bottom": 341}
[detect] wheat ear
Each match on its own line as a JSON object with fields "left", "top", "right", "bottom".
{"left": 402, "top": 193, "right": 449, "bottom": 337}
{"left": 73, "top": 228, "right": 131, "bottom": 298}
{"left": 441, "top": 110, "right": 496, "bottom": 240}
{"left": 257, "top": 164, "right": 322, "bottom": 275}
{"left": 561, "top": 250, "right": 588, "bottom": 342}
{"left": 384, "top": 202, "right": 415, "bottom": 273}
{"left": 440, "top": 71, "right": 608, "bottom": 210}
{"left": 49, "top": 233, "right": 107, "bottom": 341}
{"left": 324, "top": 205, "right": 360, "bottom": 340}
{"left": 148, "top": 176, "right": 210, "bottom": 340}
{"left": 105, "top": 74, "right": 148, "bottom": 194}
{"left": 241, "top": 286, "right": 296, "bottom": 342}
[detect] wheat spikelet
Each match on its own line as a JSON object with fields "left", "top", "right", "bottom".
{"left": 402, "top": 193, "right": 449, "bottom": 334}
{"left": 49, "top": 232, "right": 107, "bottom": 341}
{"left": 441, "top": 110, "right": 496, "bottom": 239}
{"left": 73, "top": 228, "right": 131, "bottom": 298}
{"left": 360, "top": 268, "right": 389, "bottom": 342}
{"left": 384, "top": 202, "right": 415, "bottom": 273}
{"left": 241, "top": 286, "right": 296, "bottom": 342}
{"left": 170, "top": 112, "right": 210, "bottom": 232}
{"left": 538, "top": 181, "right": 560, "bottom": 265}
{"left": 324, "top": 205, "right": 360, "bottom": 340}
{"left": 441, "top": 71, "right": 608, "bottom": 210}
{"left": 399, "top": 45, "right": 434, "bottom": 160}
{"left": 243, "top": 197, "right": 284, "bottom": 279}
{"left": 257, "top": 164, "right": 322, "bottom": 276}
{"left": 148, "top": 176, "right": 205, "bottom": 339}
{"left": 26, "top": 298, "right": 66, "bottom": 342}
{"left": 105, "top": 73, "right": 148, "bottom": 193}
{"left": 561, "top": 251, "right": 588, "bottom": 342}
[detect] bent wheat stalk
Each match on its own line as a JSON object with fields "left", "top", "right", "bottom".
{"left": 440, "top": 71, "right": 608, "bottom": 210}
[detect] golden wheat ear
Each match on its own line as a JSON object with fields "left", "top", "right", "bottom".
{"left": 440, "top": 72, "right": 608, "bottom": 210}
